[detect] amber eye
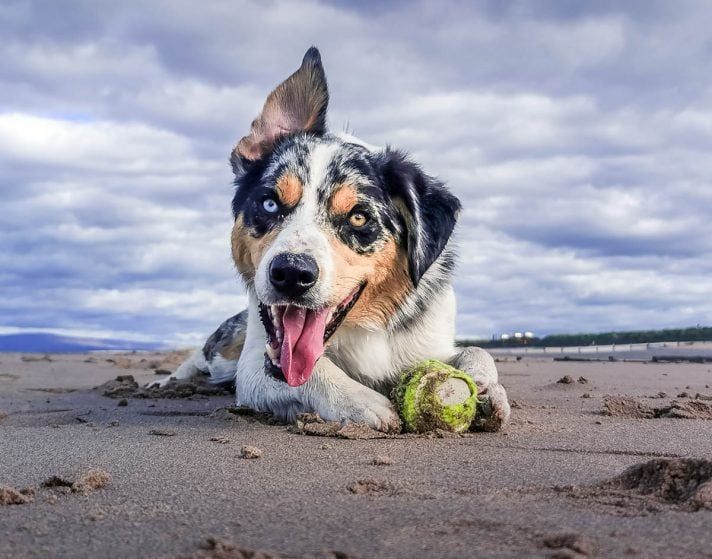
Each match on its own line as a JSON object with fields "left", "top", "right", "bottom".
{"left": 349, "top": 212, "right": 369, "bottom": 229}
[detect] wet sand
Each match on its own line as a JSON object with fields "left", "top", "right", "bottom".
{"left": 1, "top": 351, "right": 711, "bottom": 558}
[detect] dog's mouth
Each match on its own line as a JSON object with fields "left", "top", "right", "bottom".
{"left": 259, "top": 283, "right": 365, "bottom": 387}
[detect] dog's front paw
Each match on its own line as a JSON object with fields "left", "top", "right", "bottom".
{"left": 145, "top": 376, "right": 175, "bottom": 389}
{"left": 317, "top": 387, "right": 401, "bottom": 433}
{"left": 472, "top": 382, "right": 511, "bottom": 432}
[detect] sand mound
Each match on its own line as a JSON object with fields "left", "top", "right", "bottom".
{"left": 42, "top": 469, "right": 111, "bottom": 495}
{"left": 172, "top": 537, "right": 356, "bottom": 559}
{"left": 603, "top": 397, "right": 712, "bottom": 420}
{"left": 605, "top": 458, "right": 712, "bottom": 509}
{"left": 657, "top": 400, "right": 712, "bottom": 419}
{"left": 173, "top": 537, "right": 284, "bottom": 559}
{"left": 347, "top": 479, "right": 401, "bottom": 496}
{"left": 0, "top": 486, "right": 34, "bottom": 505}
{"left": 542, "top": 533, "right": 599, "bottom": 557}
{"left": 103, "top": 350, "right": 192, "bottom": 371}
{"left": 2, "top": 469, "right": 109, "bottom": 506}
{"left": 560, "top": 458, "right": 712, "bottom": 515}
{"left": 288, "top": 413, "right": 469, "bottom": 440}
{"left": 603, "top": 397, "right": 656, "bottom": 419}
{"left": 290, "top": 413, "right": 391, "bottom": 440}
{"left": 98, "top": 375, "right": 231, "bottom": 400}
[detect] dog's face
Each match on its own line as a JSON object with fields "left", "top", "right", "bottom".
{"left": 229, "top": 48, "right": 460, "bottom": 387}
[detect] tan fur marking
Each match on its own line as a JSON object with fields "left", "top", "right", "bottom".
{"left": 218, "top": 332, "right": 246, "bottom": 361}
{"left": 231, "top": 216, "right": 279, "bottom": 282}
{"left": 327, "top": 236, "right": 412, "bottom": 328}
{"left": 276, "top": 174, "right": 303, "bottom": 207}
{"left": 329, "top": 184, "right": 359, "bottom": 216}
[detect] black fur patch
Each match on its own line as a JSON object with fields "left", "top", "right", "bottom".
{"left": 376, "top": 148, "right": 461, "bottom": 286}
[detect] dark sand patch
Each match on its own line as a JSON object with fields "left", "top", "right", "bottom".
{"left": 21, "top": 354, "right": 52, "bottom": 362}
{"left": 557, "top": 375, "right": 575, "bottom": 384}
{"left": 0, "top": 373, "right": 20, "bottom": 380}
{"left": 209, "top": 436, "right": 231, "bottom": 444}
{"left": 652, "top": 355, "right": 712, "bottom": 363}
{"left": 26, "top": 387, "right": 78, "bottom": 394}
{"left": 149, "top": 429, "right": 177, "bottom": 437}
{"left": 211, "top": 406, "right": 275, "bottom": 424}
{"left": 558, "top": 458, "right": 712, "bottom": 515}
{"left": 603, "top": 396, "right": 712, "bottom": 420}
{"left": 370, "top": 456, "right": 394, "bottom": 466}
{"left": 347, "top": 479, "right": 401, "bottom": 496}
{"left": 142, "top": 410, "right": 211, "bottom": 417}
{"left": 98, "top": 375, "right": 231, "bottom": 400}
{"left": 542, "top": 533, "right": 599, "bottom": 557}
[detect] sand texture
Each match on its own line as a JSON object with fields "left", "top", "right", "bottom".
{"left": 1, "top": 351, "right": 711, "bottom": 558}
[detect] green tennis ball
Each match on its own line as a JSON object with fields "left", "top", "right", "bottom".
{"left": 393, "top": 360, "right": 478, "bottom": 433}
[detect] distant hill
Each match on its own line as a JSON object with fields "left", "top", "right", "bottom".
{"left": 0, "top": 332, "right": 165, "bottom": 353}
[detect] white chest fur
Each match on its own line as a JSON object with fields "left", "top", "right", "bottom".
{"left": 326, "top": 286, "right": 457, "bottom": 389}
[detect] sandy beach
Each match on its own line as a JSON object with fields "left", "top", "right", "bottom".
{"left": 1, "top": 351, "right": 711, "bottom": 558}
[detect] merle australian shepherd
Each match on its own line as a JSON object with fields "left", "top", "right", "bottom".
{"left": 151, "top": 48, "right": 510, "bottom": 432}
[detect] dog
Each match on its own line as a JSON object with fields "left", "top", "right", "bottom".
{"left": 151, "top": 47, "right": 511, "bottom": 432}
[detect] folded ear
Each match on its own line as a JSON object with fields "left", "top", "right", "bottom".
{"left": 379, "top": 150, "right": 461, "bottom": 287}
{"left": 231, "top": 47, "right": 329, "bottom": 176}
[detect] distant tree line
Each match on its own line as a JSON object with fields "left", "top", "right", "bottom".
{"left": 457, "top": 326, "right": 712, "bottom": 348}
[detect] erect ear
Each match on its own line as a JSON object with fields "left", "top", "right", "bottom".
{"left": 230, "top": 47, "right": 329, "bottom": 176}
{"left": 379, "top": 149, "right": 461, "bottom": 287}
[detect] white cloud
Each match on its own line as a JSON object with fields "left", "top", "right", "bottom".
{"left": 2, "top": 0, "right": 712, "bottom": 346}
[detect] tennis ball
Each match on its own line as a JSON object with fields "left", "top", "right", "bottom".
{"left": 393, "top": 360, "right": 478, "bottom": 433}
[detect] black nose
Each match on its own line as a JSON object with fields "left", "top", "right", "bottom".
{"left": 269, "top": 253, "right": 319, "bottom": 298}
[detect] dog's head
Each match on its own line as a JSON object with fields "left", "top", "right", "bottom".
{"left": 230, "top": 48, "right": 460, "bottom": 387}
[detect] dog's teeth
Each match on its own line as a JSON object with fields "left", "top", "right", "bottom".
{"left": 276, "top": 326, "right": 283, "bottom": 343}
{"left": 271, "top": 358, "right": 280, "bottom": 368}
{"left": 265, "top": 343, "right": 279, "bottom": 360}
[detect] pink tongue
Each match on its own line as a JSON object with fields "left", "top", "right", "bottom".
{"left": 280, "top": 306, "right": 329, "bottom": 387}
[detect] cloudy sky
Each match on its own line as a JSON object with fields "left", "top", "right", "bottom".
{"left": 1, "top": 0, "right": 711, "bottom": 346}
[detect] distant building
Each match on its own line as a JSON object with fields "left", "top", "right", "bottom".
{"left": 496, "top": 331, "right": 536, "bottom": 345}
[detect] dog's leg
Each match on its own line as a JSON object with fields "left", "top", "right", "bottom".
{"left": 450, "top": 347, "right": 511, "bottom": 432}
{"left": 146, "top": 348, "right": 209, "bottom": 388}
{"left": 236, "top": 337, "right": 401, "bottom": 432}
{"left": 302, "top": 357, "right": 402, "bottom": 432}
{"left": 147, "top": 311, "right": 247, "bottom": 388}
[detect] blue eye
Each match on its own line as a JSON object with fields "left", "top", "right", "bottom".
{"left": 262, "top": 198, "right": 279, "bottom": 214}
